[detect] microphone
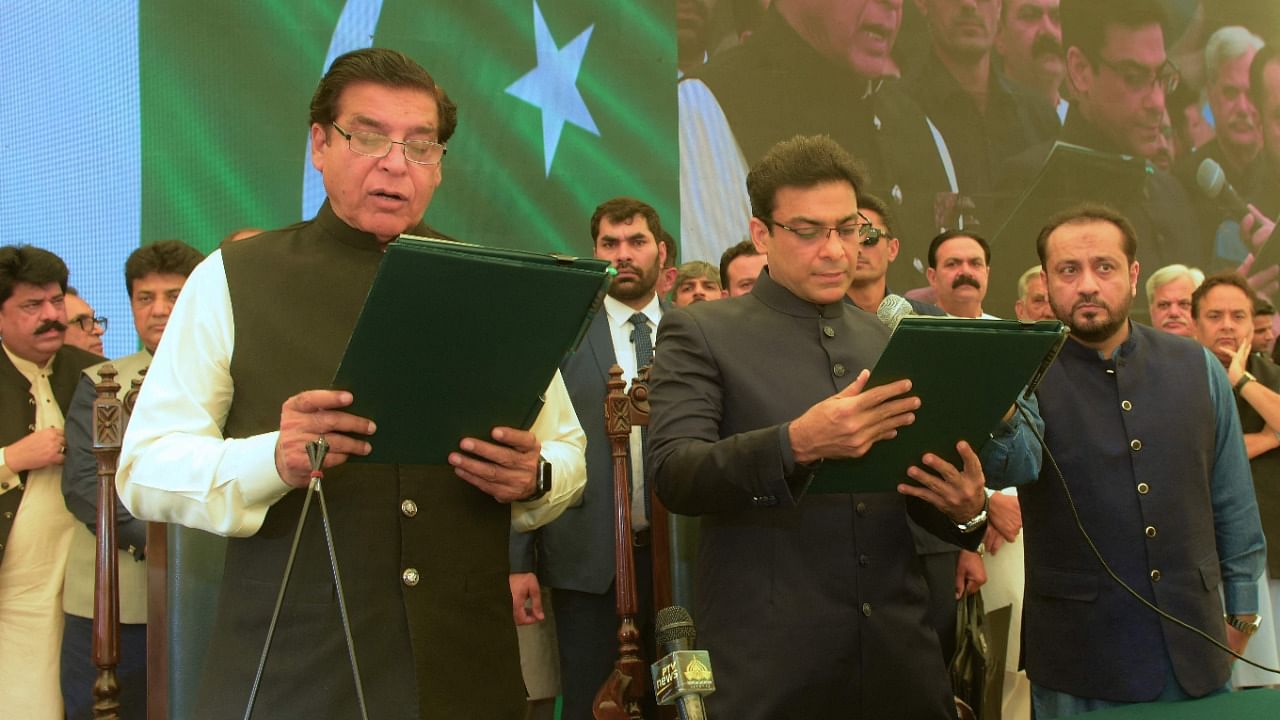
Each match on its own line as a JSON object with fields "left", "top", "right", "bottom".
{"left": 877, "top": 293, "right": 915, "bottom": 333}
{"left": 1196, "top": 158, "right": 1251, "bottom": 220}
{"left": 651, "top": 606, "right": 714, "bottom": 720}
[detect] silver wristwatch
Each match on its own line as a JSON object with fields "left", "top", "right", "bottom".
{"left": 956, "top": 492, "right": 990, "bottom": 534}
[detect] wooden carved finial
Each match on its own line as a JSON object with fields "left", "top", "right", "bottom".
{"left": 124, "top": 366, "right": 147, "bottom": 415}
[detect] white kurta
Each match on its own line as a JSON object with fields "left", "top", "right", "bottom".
{"left": 0, "top": 346, "right": 76, "bottom": 719}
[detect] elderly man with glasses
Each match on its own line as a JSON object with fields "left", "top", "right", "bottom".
{"left": 116, "top": 48, "right": 586, "bottom": 720}
{"left": 61, "top": 290, "right": 105, "bottom": 357}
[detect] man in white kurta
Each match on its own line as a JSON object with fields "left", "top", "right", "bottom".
{"left": 0, "top": 348, "right": 76, "bottom": 717}
{"left": 0, "top": 245, "right": 103, "bottom": 719}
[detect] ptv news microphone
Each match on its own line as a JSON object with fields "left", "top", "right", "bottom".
{"left": 1196, "top": 157, "right": 1251, "bottom": 220}
{"left": 651, "top": 606, "right": 714, "bottom": 720}
{"left": 877, "top": 293, "right": 915, "bottom": 333}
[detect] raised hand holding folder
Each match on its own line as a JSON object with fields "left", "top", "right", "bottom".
{"left": 811, "top": 317, "right": 1067, "bottom": 494}
{"left": 332, "top": 234, "right": 611, "bottom": 464}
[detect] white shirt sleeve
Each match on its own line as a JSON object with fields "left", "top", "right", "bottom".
{"left": 0, "top": 448, "right": 18, "bottom": 494}
{"left": 678, "top": 79, "right": 752, "bottom": 265}
{"left": 117, "top": 250, "right": 290, "bottom": 538}
{"left": 119, "top": 251, "right": 590, "bottom": 538}
{"left": 510, "top": 370, "right": 587, "bottom": 532}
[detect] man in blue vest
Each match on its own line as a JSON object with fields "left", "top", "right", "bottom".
{"left": 1024, "top": 202, "right": 1266, "bottom": 717}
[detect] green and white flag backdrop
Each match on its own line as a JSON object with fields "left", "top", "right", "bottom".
{"left": 3, "top": 0, "right": 676, "bottom": 356}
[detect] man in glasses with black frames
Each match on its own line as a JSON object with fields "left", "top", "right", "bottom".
{"left": 649, "top": 134, "right": 1011, "bottom": 717}
{"left": 117, "top": 48, "right": 586, "bottom": 720}
{"left": 60, "top": 289, "right": 105, "bottom": 357}
{"left": 1000, "top": 0, "right": 1203, "bottom": 320}
{"left": 845, "top": 192, "right": 944, "bottom": 317}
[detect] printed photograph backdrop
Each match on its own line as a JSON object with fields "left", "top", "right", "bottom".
{"left": 5, "top": 0, "right": 1280, "bottom": 355}
{"left": 676, "top": 0, "right": 1280, "bottom": 319}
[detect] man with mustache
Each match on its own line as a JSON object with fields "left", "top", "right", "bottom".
{"left": 996, "top": 0, "right": 1068, "bottom": 121}
{"left": 1190, "top": 273, "right": 1280, "bottom": 688}
{"left": 1022, "top": 203, "right": 1265, "bottom": 717}
{"left": 1145, "top": 263, "right": 1203, "bottom": 337}
{"left": 672, "top": 260, "right": 725, "bottom": 307}
{"left": 0, "top": 245, "right": 102, "bottom": 718}
{"left": 1175, "top": 26, "right": 1265, "bottom": 262}
{"left": 906, "top": 0, "right": 1060, "bottom": 194}
{"left": 1183, "top": 27, "right": 1265, "bottom": 197}
{"left": 509, "top": 196, "right": 668, "bottom": 719}
{"left": 927, "top": 230, "right": 997, "bottom": 318}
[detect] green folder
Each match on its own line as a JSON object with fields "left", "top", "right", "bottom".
{"left": 810, "top": 317, "right": 1068, "bottom": 494}
{"left": 332, "top": 234, "right": 611, "bottom": 464}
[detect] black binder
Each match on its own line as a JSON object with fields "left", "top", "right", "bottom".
{"left": 810, "top": 317, "right": 1068, "bottom": 494}
{"left": 332, "top": 234, "right": 611, "bottom": 464}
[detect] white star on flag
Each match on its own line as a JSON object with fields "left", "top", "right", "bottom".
{"left": 505, "top": 0, "right": 600, "bottom": 176}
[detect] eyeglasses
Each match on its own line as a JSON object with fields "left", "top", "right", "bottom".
{"left": 330, "top": 122, "right": 447, "bottom": 165}
{"left": 67, "top": 315, "right": 108, "bottom": 333}
{"left": 1093, "top": 56, "right": 1180, "bottom": 95}
{"left": 769, "top": 214, "right": 882, "bottom": 245}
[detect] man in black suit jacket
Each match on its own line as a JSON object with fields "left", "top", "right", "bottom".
{"left": 649, "top": 135, "right": 991, "bottom": 718}
{"left": 0, "top": 245, "right": 101, "bottom": 715}
{"left": 510, "top": 197, "right": 669, "bottom": 719}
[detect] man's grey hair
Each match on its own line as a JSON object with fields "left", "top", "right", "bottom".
{"left": 1204, "top": 26, "right": 1264, "bottom": 87}
{"left": 1017, "top": 265, "right": 1043, "bottom": 300}
{"left": 1144, "top": 263, "right": 1204, "bottom": 303}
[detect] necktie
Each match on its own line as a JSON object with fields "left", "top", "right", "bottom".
{"left": 630, "top": 312, "right": 653, "bottom": 522}
{"left": 630, "top": 312, "right": 654, "bottom": 369}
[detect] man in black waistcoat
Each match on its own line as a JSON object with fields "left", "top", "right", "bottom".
{"left": 650, "top": 134, "right": 994, "bottom": 718}
{"left": 117, "top": 48, "right": 587, "bottom": 720}
{"left": 0, "top": 245, "right": 101, "bottom": 716}
{"left": 679, "top": 0, "right": 954, "bottom": 295}
{"left": 1024, "top": 203, "right": 1265, "bottom": 717}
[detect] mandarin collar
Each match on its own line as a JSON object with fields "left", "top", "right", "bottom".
{"left": 313, "top": 200, "right": 430, "bottom": 253}
{"left": 1061, "top": 319, "right": 1140, "bottom": 362}
{"left": 1061, "top": 107, "right": 1130, "bottom": 157}
{"left": 750, "top": 267, "right": 846, "bottom": 319}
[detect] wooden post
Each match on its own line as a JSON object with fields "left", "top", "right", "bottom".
{"left": 91, "top": 364, "right": 123, "bottom": 720}
{"left": 592, "top": 365, "right": 648, "bottom": 720}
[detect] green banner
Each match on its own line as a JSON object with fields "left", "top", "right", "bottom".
{"left": 140, "top": 1, "right": 677, "bottom": 256}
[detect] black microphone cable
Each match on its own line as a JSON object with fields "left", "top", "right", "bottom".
{"left": 1016, "top": 402, "right": 1280, "bottom": 675}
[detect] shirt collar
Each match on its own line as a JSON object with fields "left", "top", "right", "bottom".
{"left": 604, "top": 293, "right": 662, "bottom": 330}
{"left": 2, "top": 343, "right": 50, "bottom": 382}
